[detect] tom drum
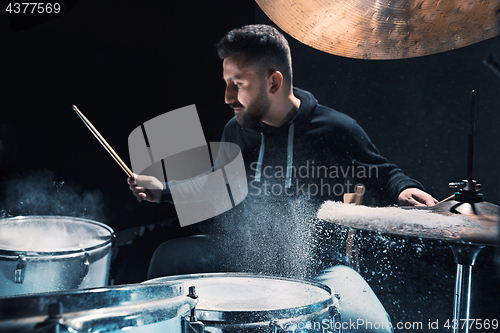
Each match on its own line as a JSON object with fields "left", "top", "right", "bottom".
{"left": 0, "top": 215, "right": 114, "bottom": 296}
{"left": 0, "top": 281, "right": 196, "bottom": 332}
{"left": 146, "top": 272, "right": 341, "bottom": 332}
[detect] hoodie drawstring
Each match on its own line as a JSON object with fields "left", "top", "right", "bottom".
{"left": 254, "top": 132, "right": 265, "bottom": 182}
{"left": 285, "top": 122, "right": 295, "bottom": 189}
{"left": 254, "top": 123, "right": 295, "bottom": 188}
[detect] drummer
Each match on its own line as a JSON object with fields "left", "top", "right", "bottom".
{"left": 129, "top": 24, "right": 437, "bottom": 333}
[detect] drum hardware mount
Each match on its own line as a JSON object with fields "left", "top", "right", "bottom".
{"left": 448, "top": 180, "right": 483, "bottom": 204}
{"left": 269, "top": 319, "right": 280, "bottom": 333}
{"left": 182, "top": 285, "right": 205, "bottom": 333}
{"left": 33, "top": 302, "right": 71, "bottom": 333}
{"left": 79, "top": 252, "right": 90, "bottom": 279}
{"left": 329, "top": 293, "right": 342, "bottom": 333}
{"left": 15, "top": 255, "right": 26, "bottom": 284}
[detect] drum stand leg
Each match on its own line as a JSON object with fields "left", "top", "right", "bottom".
{"left": 449, "top": 243, "right": 484, "bottom": 333}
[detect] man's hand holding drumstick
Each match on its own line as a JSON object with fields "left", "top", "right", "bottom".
{"left": 128, "top": 175, "right": 164, "bottom": 203}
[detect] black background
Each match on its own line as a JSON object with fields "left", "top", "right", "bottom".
{"left": 1, "top": 0, "right": 499, "bottom": 330}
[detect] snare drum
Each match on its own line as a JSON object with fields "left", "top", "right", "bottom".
{"left": 0, "top": 216, "right": 114, "bottom": 296}
{"left": 0, "top": 281, "right": 196, "bottom": 333}
{"left": 146, "top": 273, "right": 341, "bottom": 332}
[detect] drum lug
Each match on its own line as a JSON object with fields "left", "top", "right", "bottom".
{"left": 34, "top": 302, "right": 72, "bottom": 333}
{"left": 269, "top": 319, "right": 282, "bottom": 332}
{"left": 15, "top": 255, "right": 26, "bottom": 284}
{"left": 182, "top": 286, "right": 205, "bottom": 333}
{"left": 329, "top": 305, "right": 342, "bottom": 333}
{"left": 80, "top": 253, "right": 90, "bottom": 279}
{"left": 181, "top": 317, "right": 205, "bottom": 333}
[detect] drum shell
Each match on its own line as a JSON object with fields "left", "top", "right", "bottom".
{"left": 0, "top": 282, "right": 195, "bottom": 333}
{"left": 0, "top": 216, "right": 114, "bottom": 297}
{"left": 147, "top": 273, "right": 339, "bottom": 333}
{"left": 199, "top": 308, "right": 335, "bottom": 333}
{"left": 0, "top": 245, "right": 112, "bottom": 296}
{"left": 104, "top": 317, "right": 182, "bottom": 333}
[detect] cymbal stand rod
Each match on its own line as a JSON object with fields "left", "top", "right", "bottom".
{"left": 466, "top": 90, "right": 476, "bottom": 191}
{"left": 450, "top": 91, "right": 483, "bottom": 202}
{"left": 452, "top": 264, "right": 470, "bottom": 333}
{"left": 450, "top": 243, "right": 485, "bottom": 333}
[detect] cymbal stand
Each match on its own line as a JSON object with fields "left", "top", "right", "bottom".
{"left": 446, "top": 90, "right": 485, "bottom": 333}
{"left": 449, "top": 243, "right": 484, "bottom": 333}
{"left": 484, "top": 53, "right": 500, "bottom": 278}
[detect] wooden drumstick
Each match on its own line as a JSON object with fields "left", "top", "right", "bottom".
{"left": 437, "top": 194, "right": 455, "bottom": 205}
{"left": 72, "top": 105, "right": 134, "bottom": 178}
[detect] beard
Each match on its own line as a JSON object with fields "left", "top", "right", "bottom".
{"left": 232, "top": 86, "right": 271, "bottom": 130}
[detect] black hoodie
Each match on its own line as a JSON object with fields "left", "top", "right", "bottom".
{"left": 220, "top": 87, "right": 424, "bottom": 207}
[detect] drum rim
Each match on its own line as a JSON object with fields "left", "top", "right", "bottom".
{"left": 0, "top": 281, "right": 194, "bottom": 332}
{"left": 146, "top": 272, "right": 334, "bottom": 323}
{"left": 0, "top": 215, "right": 115, "bottom": 258}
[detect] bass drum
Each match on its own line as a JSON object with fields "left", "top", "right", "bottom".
{"left": 146, "top": 272, "right": 341, "bottom": 332}
{"left": 0, "top": 216, "right": 114, "bottom": 296}
{"left": 0, "top": 281, "right": 196, "bottom": 332}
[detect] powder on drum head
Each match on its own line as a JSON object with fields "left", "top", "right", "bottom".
{"left": 187, "top": 276, "right": 331, "bottom": 311}
{"left": 0, "top": 217, "right": 111, "bottom": 252}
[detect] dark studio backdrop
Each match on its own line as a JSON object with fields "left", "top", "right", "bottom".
{"left": 0, "top": 0, "right": 499, "bottom": 329}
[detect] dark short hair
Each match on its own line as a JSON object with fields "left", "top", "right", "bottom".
{"left": 216, "top": 24, "right": 293, "bottom": 85}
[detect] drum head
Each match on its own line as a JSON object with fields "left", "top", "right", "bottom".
{"left": 147, "top": 273, "right": 333, "bottom": 323}
{"left": 0, "top": 216, "right": 113, "bottom": 254}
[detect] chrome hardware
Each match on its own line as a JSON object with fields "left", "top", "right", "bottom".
{"left": 80, "top": 252, "right": 90, "bottom": 279}
{"left": 15, "top": 255, "right": 26, "bottom": 284}
{"left": 182, "top": 286, "right": 205, "bottom": 333}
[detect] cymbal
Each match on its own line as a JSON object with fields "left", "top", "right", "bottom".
{"left": 318, "top": 200, "right": 499, "bottom": 244}
{"left": 255, "top": 0, "right": 500, "bottom": 59}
